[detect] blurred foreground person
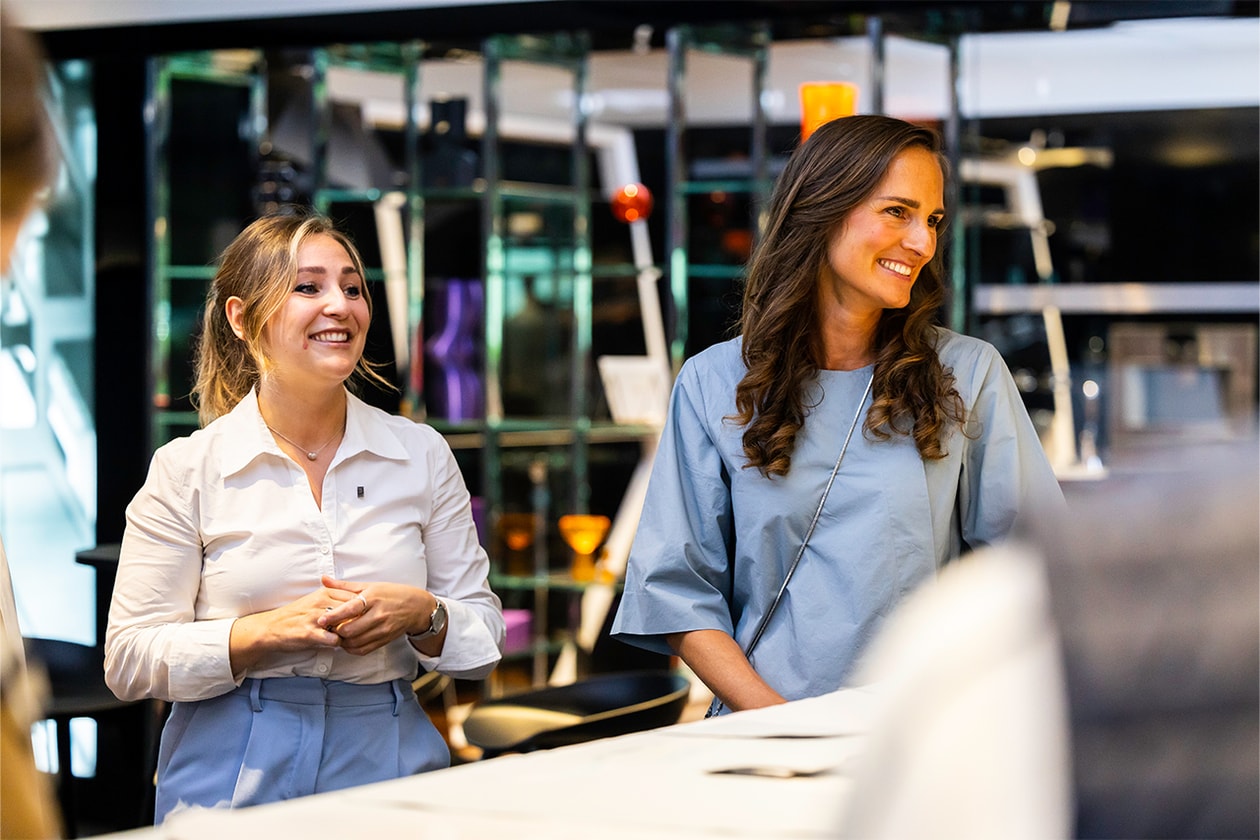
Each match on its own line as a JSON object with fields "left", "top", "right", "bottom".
{"left": 839, "top": 434, "right": 1259, "bottom": 839}
{"left": 0, "top": 10, "right": 63, "bottom": 839}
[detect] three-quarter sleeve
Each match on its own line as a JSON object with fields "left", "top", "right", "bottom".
{"left": 956, "top": 344, "right": 1066, "bottom": 551}
{"left": 612, "top": 361, "right": 737, "bottom": 655}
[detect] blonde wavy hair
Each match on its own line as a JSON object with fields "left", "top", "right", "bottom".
{"left": 734, "top": 115, "right": 965, "bottom": 477}
{"left": 192, "top": 212, "right": 392, "bottom": 425}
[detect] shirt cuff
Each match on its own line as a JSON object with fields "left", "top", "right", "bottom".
{"left": 415, "top": 598, "right": 503, "bottom": 680}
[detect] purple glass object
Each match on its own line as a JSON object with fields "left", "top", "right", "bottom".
{"left": 425, "top": 277, "right": 484, "bottom": 420}
{"left": 468, "top": 496, "right": 487, "bottom": 547}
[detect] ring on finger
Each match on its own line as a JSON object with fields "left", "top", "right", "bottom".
{"left": 355, "top": 593, "right": 368, "bottom": 611}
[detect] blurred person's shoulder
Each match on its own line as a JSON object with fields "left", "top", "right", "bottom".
{"left": 1037, "top": 435, "right": 1259, "bottom": 839}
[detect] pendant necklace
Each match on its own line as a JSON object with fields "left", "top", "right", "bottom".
{"left": 266, "top": 422, "right": 343, "bottom": 461}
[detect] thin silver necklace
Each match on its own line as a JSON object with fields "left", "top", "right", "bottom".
{"left": 707, "top": 372, "right": 875, "bottom": 718}
{"left": 745, "top": 373, "right": 874, "bottom": 659}
{"left": 265, "top": 422, "right": 343, "bottom": 461}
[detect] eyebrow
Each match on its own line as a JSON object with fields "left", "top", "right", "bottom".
{"left": 296, "top": 265, "right": 361, "bottom": 275}
{"left": 875, "top": 195, "right": 946, "bottom": 215}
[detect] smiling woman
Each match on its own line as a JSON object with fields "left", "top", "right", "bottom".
{"left": 612, "top": 115, "right": 1065, "bottom": 716}
{"left": 817, "top": 145, "right": 946, "bottom": 354}
{"left": 105, "top": 212, "right": 505, "bottom": 824}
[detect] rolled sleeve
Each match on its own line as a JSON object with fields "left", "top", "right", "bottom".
{"left": 957, "top": 345, "right": 1066, "bottom": 550}
{"left": 613, "top": 360, "right": 736, "bottom": 655}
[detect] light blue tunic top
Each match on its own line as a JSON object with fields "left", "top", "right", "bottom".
{"left": 611, "top": 328, "right": 1063, "bottom": 703}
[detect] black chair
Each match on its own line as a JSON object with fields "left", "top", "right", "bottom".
{"left": 23, "top": 637, "right": 159, "bottom": 837}
{"left": 462, "top": 670, "right": 691, "bottom": 758}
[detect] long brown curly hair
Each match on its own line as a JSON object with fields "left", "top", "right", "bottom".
{"left": 192, "top": 212, "right": 392, "bottom": 426}
{"left": 734, "top": 115, "right": 964, "bottom": 477}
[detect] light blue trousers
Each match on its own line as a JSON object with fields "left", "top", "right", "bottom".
{"left": 155, "top": 676, "right": 449, "bottom": 823}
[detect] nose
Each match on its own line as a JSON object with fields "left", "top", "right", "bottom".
{"left": 322, "top": 287, "right": 351, "bottom": 316}
{"left": 903, "top": 219, "right": 935, "bottom": 257}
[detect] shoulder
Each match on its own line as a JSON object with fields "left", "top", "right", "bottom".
{"left": 671, "top": 338, "right": 747, "bottom": 421}
{"left": 930, "top": 327, "right": 1018, "bottom": 409}
{"left": 931, "top": 327, "right": 1004, "bottom": 371}
{"left": 141, "top": 425, "right": 219, "bottom": 494}
{"left": 678, "top": 337, "right": 746, "bottom": 388}
{"left": 349, "top": 394, "right": 452, "bottom": 459}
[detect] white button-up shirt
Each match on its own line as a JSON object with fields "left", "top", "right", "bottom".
{"left": 106, "top": 389, "right": 504, "bottom": 703}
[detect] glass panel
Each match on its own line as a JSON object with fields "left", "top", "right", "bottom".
{"left": 666, "top": 24, "right": 768, "bottom": 364}
{"left": 165, "top": 279, "right": 205, "bottom": 413}
{"left": 167, "top": 76, "right": 257, "bottom": 267}
{"left": 0, "top": 59, "right": 96, "bottom": 645}
{"left": 495, "top": 447, "right": 578, "bottom": 577}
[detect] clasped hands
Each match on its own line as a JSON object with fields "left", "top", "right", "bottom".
{"left": 311, "top": 575, "right": 430, "bottom": 656}
{"left": 229, "top": 576, "right": 436, "bottom": 674}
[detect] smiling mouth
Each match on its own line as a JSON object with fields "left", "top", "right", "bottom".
{"left": 309, "top": 330, "right": 350, "bottom": 343}
{"left": 877, "top": 259, "right": 913, "bottom": 277}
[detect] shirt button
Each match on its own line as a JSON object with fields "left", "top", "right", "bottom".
{"left": 318, "top": 664, "right": 329, "bottom": 674}
{"left": 320, "top": 545, "right": 329, "bottom": 555}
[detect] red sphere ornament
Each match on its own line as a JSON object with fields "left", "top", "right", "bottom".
{"left": 611, "top": 182, "right": 653, "bottom": 224}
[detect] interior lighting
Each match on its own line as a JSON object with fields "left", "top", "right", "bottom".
{"left": 799, "top": 82, "right": 857, "bottom": 141}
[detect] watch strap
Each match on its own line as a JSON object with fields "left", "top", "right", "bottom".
{"left": 407, "top": 598, "right": 446, "bottom": 640}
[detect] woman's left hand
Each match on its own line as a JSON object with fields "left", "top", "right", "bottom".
{"left": 317, "top": 575, "right": 433, "bottom": 656}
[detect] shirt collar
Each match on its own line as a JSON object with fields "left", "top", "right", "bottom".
{"left": 342, "top": 389, "right": 410, "bottom": 462}
{"left": 216, "top": 387, "right": 409, "bottom": 478}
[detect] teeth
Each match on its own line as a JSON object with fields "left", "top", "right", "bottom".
{"left": 878, "top": 259, "right": 912, "bottom": 277}
{"left": 311, "top": 331, "right": 349, "bottom": 342}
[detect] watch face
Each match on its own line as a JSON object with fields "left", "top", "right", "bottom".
{"left": 432, "top": 600, "right": 447, "bottom": 634}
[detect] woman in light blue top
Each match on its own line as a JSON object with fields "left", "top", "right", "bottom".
{"left": 612, "top": 116, "right": 1062, "bottom": 713}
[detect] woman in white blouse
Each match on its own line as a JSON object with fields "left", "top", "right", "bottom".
{"left": 106, "top": 213, "right": 504, "bottom": 823}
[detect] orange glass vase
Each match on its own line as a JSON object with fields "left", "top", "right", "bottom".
{"left": 498, "top": 512, "right": 538, "bottom": 576}
{"left": 799, "top": 81, "right": 858, "bottom": 141}
{"left": 558, "top": 514, "right": 611, "bottom": 582}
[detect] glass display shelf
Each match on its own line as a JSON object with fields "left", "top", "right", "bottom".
{"left": 148, "top": 49, "right": 265, "bottom": 451}
{"left": 679, "top": 178, "right": 767, "bottom": 195}
{"left": 687, "top": 264, "right": 746, "bottom": 280}
{"left": 323, "top": 42, "right": 416, "bottom": 74}
{"left": 163, "top": 51, "right": 260, "bottom": 83}
{"left": 973, "top": 282, "right": 1260, "bottom": 315}
{"left": 666, "top": 21, "right": 769, "bottom": 366}
{"left": 162, "top": 265, "right": 218, "bottom": 281}
{"left": 154, "top": 411, "right": 200, "bottom": 428}
{"left": 314, "top": 187, "right": 393, "bottom": 205}
{"left": 332, "top": 182, "right": 596, "bottom": 206}
{"left": 491, "top": 572, "right": 622, "bottom": 593}
{"left": 434, "top": 421, "right": 661, "bottom": 451}
{"left": 591, "top": 262, "right": 650, "bottom": 278}
{"left": 497, "top": 182, "right": 585, "bottom": 204}
{"left": 161, "top": 263, "right": 388, "bottom": 284}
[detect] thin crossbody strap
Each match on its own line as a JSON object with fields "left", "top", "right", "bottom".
{"left": 708, "top": 374, "right": 874, "bottom": 717}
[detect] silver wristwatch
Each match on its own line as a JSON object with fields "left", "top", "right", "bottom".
{"left": 407, "top": 598, "right": 447, "bottom": 640}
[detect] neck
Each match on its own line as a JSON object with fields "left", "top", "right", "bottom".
{"left": 817, "top": 315, "right": 879, "bottom": 371}
{"left": 256, "top": 382, "right": 348, "bottom": 441}
{"left": 815, "top": 283, "right": 883, "bottom": 371}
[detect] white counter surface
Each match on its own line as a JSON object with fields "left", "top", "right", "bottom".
{"left": 102, "top": 685, "right": 880, "bottom": 839}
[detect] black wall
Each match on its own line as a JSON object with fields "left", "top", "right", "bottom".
{"left": 93, "top": 56, "right": 150, "bottom": 544}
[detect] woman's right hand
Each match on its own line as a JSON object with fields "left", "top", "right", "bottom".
{"left": 227, "top": 587, "right": 354, "bottom": 676}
